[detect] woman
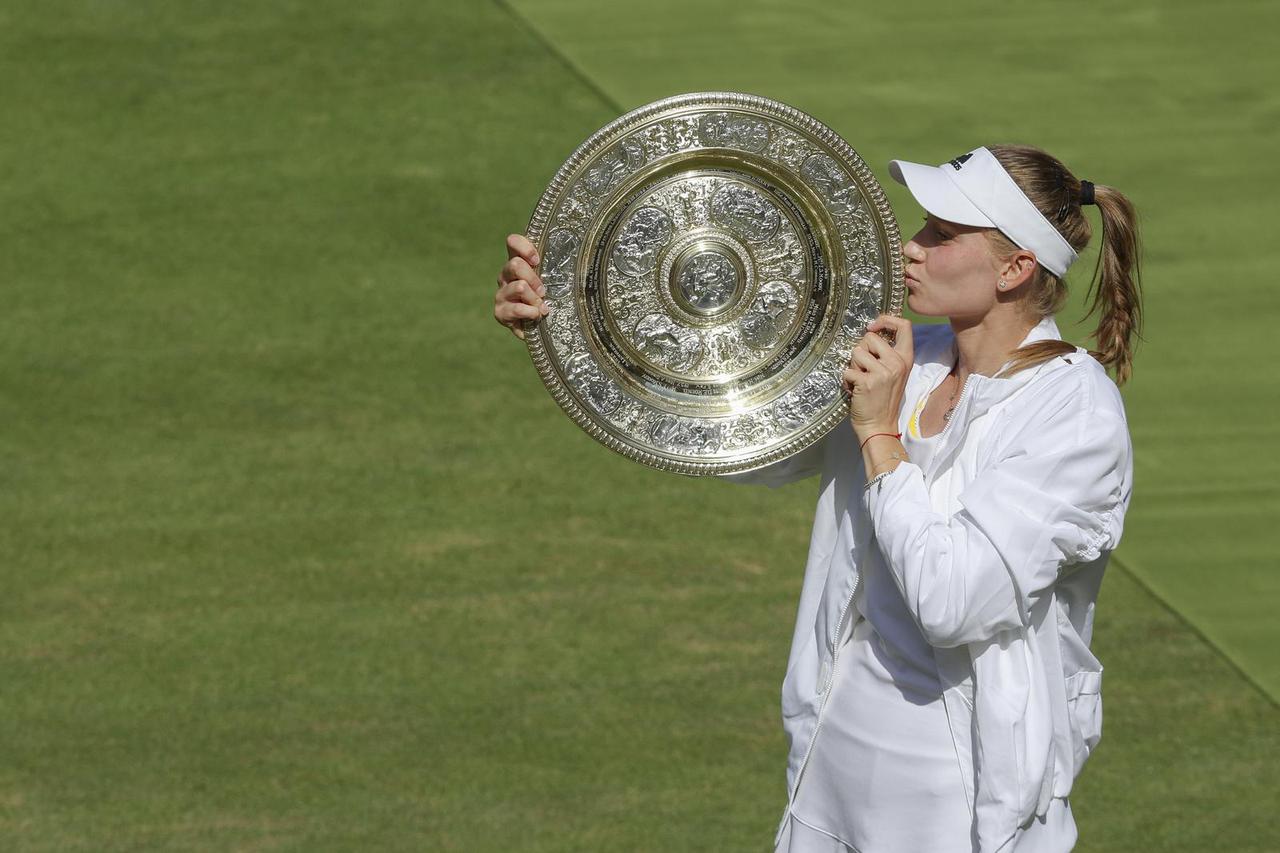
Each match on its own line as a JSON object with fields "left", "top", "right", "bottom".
{"left": 493, "top": 144, "right": 1141, "bottom": 852}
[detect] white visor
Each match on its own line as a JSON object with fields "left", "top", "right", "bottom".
{"left": 889, "top": 146, "right": 1077, "bottom": 277}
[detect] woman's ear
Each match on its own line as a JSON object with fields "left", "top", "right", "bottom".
{"left": 999, "top": 250, "right": 1038, "bottom": 292}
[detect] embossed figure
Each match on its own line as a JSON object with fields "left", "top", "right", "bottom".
{"left": 650, "top": 414, "right": 720, "bottom": 455}
{"left": 634, "top": 314, "right": 703, "bottom": 372}
{"left": 802, "top": 152, "right": 862, "bottom": 216}
{"left": 756, "top": 238, "right": 805, "bottom": 282}
{"left": 848, "top": 266, "right": 885, "bottom": 316}
{"left": 677, "top": 252, "right": 738, "bottom": 311}
{"left": 540, "top": 229, "right": 578, "bottom": 292}
{"left": 612, "top": 206, "right": 674, "bottom": 276}
{"left": 582, "top": 138, "right": 646, "bottom": 197}
{"left": 710, "top": 183, "right": 783, "bottom": 241}
{"left": 740, "top": 281, "right": 797, "bottom": 350}
{"left": 561, "top": 352, "right": 621, "bottom": 415}
{"left": 698, "top": 112, "right": 771, "bottom": 153}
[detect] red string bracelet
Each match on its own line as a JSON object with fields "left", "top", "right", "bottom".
{"left": 859, "top": 431, "right": 902, "bottom": 451}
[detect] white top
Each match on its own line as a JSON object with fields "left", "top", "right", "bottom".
{"left": 903, "top": 425, "right": 942, "bottom": 472}
{"left": 723, "top": 316, "right": 1133, "bottom": 852}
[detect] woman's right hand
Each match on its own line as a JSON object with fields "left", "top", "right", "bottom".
{"left": 494, "top": 233, "right": 550, "bottom": 340}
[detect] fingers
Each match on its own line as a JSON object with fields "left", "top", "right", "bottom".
{"left": 496, "top": 235, "right": 549, "bottom": 342}
{"left": 499, "top": 256, "right": 544, "bottom": 296}
{"left": 842, "top": 345, "right": 880, "bottom": 394}
{"left": 840, "top": 366, "right": 860, "bottom": 395}
{"left": 497, "top": 313, "right": 526, "bottom": 340}
{"left": 866, "top": 314, "right": 914, "bottom": 358}
{"left": 506, "top": 233, "right": 540, "bottom": 267}
{"left": 496, "top": 298, "right": 545, "bottom": 321}
{"left": 859, "top": 329, "right": 907, "bottom": 369}
{"left": 494, "top": 299, "right": 543, "bottom": 340}
{"left": 850, "top": 347, "right": 880, "bottom": 374}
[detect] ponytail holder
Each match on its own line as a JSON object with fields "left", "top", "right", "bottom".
{"left": 1079, "top": 180, "right": 1096, "bottom": 206}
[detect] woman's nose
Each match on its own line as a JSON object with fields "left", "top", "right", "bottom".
{"left": 901, "top": 238, "right": 925, "bottom": 263}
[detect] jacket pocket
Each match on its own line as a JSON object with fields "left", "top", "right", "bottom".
{"left": 1064, "top": 667, "right": 1103, "bottom": 768}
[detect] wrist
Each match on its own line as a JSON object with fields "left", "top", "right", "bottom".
{"left": 853, "top": 420, "right": 899, "bottom": 441}
{"left": 857, "top": 428, "right": 902, "bottom": 451}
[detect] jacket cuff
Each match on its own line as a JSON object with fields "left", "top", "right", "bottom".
{"left": 863, "top": 462, "right": 930, "bottom": 539}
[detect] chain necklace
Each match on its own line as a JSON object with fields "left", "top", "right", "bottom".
{"left": 941, "top": 363, "right": 965, "bottom": 424}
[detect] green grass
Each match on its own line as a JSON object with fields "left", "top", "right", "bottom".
{"left": 0, "top": 1, "right": 1275, "bottom": 850}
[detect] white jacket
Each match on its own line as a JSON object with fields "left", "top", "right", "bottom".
{"left": 726, "top": 315, "right": 1134, "bottom": 852}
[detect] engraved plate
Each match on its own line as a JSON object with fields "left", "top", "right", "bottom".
{"left": 523, "top": 92, "right": 904, "bottom": 476}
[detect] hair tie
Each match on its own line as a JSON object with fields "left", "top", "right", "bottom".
{"left": 1079, "top": 180, "right": 1096, "bottom": 206}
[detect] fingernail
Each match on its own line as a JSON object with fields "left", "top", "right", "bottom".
{"left": 531, "top": 253, "right": 540, "bottom": 265}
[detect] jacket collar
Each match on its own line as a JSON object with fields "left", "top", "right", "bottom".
{"left": 914, "top": 314, "right": 1066, "bottom": 408}
{"left": 906, "top": 314, "right": 1072, "bottom": 479}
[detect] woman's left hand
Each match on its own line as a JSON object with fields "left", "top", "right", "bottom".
{"left": 843, "top": 315, "right": 914, "bottom": 440}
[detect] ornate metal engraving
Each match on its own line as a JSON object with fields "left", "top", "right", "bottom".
{"left": 524, "top": 92, "right": 904, "bottom": 476}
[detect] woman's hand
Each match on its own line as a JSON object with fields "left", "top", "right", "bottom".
{"left": 494, "top": 234, "right": 550, "bottom": 340}
{"left": 842, "top": 315, "right": 914, "bottom": 441}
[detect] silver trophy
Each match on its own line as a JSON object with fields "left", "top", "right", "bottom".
{"left": 524, "top": 92, "right": 903, "bottom": 476}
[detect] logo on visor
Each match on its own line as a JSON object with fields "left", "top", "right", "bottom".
{"left": 949, "top": 153, "right": 973, "bottom": 171}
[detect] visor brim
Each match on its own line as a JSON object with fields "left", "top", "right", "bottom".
{"left": 889, "top": 159, "right": 994, "bottom": 228}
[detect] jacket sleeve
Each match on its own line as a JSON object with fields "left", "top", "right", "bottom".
{"left": 716, "top": 429, "right": 830, "bottom": 488}
{"left": 863, "top": 389, "right": 1132, "bottom": 648}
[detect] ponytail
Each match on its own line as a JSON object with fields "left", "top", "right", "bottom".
{"left": 1084, "top": 185, "right": 1143, "bottom": 384}
{"left": 985, "top": 145, "right": 1144, "bottom": 385}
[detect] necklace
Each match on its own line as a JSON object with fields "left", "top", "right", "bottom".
{"left": 941, "top": 364, "right": 964, "bottom": 424}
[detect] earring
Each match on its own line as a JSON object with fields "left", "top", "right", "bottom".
{"left": 997, "top": 280, "right": 1007, "bottom": 290}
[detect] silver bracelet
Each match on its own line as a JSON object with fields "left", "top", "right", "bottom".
{"left": 864, "top": 469, "right": 894, "bottom": 491}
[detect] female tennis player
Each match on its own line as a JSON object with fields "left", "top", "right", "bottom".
{"left": 493, "top": 143, "right": 1141, "bottom": 853}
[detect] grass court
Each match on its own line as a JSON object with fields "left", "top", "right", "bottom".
{"left": 1, "top": 1, "right": 1276, "bottom": 849}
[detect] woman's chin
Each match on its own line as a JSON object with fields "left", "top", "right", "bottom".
{"left": 905, "top": 292, "right": 943, "bottom": 317}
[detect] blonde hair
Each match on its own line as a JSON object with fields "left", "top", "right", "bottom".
{"left": 985, "top": 144, "right": 1144, "bottom": 385}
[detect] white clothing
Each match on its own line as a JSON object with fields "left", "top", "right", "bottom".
{"left": 775, "top": 800, "right": 1077, "bottom": 853}
{"left": 902, "top": 425, "right": 941, "bottom": 473}
{"left": 789, "top": 614, "right": 973, "bottom": 852}
{"left": 723, "top": 316, "right": 1133, "bottom": 852}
